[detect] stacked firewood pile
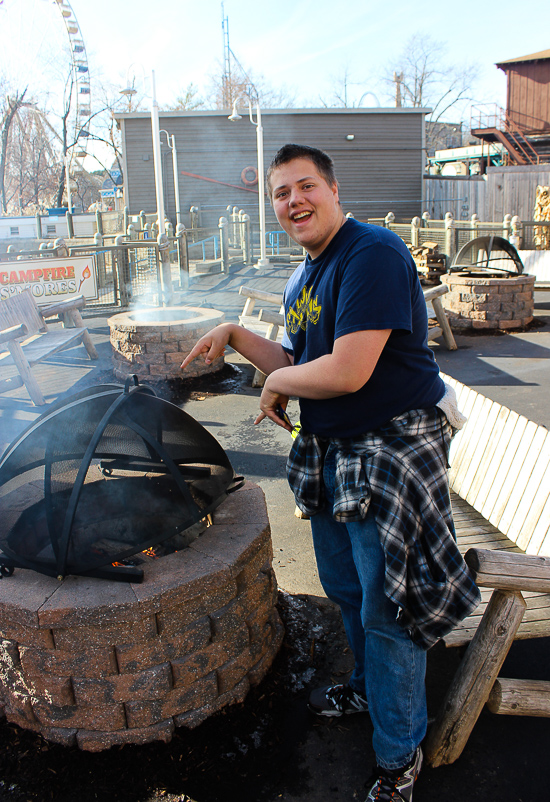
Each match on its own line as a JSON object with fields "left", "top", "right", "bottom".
{"left": 408, "top": 242, "right": 446, "bottom": 285}
{"left": 534, "top": 185, "right": 550, "bottom": 249}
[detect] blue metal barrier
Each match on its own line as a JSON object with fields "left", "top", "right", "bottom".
{"left": 188, "top": 235, "right": 219, "bottom": 261}
{"left": 267, "top": 231, "right": 285, "bottom": 255}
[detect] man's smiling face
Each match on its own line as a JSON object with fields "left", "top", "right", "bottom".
{"left": 269, "top": 157, "right": 345, "bottom": 259}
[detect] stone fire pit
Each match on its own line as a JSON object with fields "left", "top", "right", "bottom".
{"left": 440, "top": 272, "right": 536, "bottom": 330}
{"left": 109, "top": 306, "right": 225, "bottom": 381}
{"left": 0, "top": 482, "right": 283, "bottom": 752}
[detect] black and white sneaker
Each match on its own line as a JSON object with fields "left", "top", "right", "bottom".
{"left": 308, "top": 683, "right": 369, "bottom": 717}
{"left": 364, "top": 746, "right": 423, "bottom": 802}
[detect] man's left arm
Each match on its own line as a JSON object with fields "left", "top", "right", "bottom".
{"left": 256, "top": 329, "right": 391, "bottom": 427}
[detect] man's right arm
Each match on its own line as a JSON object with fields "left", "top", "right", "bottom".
{"left": 180, "top": 322, "right": 293, "bottom": 375}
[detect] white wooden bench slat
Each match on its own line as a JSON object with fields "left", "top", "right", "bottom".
{"left": 461, "top": 401, "right": 503, "bottom": 503}
{"left": 531, "top": 495, "right": 550, "bottom": 556}
{"left": 478, "top": 412, "right": 526, "bottom": 521}
{"left": 515, "top": 436, "right": 550, "bottom": 548}
{"left": 508, "top": 433, "right": 550, "bottom": 551}
{"left": 489, "top": 418, "right": 539, "bottom": 530}
{"left": 492, "top": 421, "right": 545, "bottom": 536}
{"left": 444, "top": 375, "right": 550, "bottom": 559}
{"left": 467, "top": 405, "right": 513, "bottom": 514}
{"left": 448, "top": 391, "right": 490, "bottom": 492}
{"left": 455, "top": 396, "right": 499, "bottom": 500}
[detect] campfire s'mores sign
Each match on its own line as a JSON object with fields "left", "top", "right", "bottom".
{"left": 0, "top": 255, "right": 98, "bottom": 304}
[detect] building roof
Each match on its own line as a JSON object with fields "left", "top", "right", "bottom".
{"left": 496, "top": 49, "right": 550, "bottom": 68}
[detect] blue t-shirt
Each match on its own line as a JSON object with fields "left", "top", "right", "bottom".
{"left": 281, "top": 218, "right": 445, "bottom": 437}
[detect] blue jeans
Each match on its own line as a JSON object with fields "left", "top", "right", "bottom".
{"left": 309, "top": 445, "right": 427, "bottom": 770}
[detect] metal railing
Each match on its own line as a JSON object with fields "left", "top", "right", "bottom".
{"left": 470, "top": 105, "right": 540, "bottom": 166}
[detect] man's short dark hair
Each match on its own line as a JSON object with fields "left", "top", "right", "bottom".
{"left": 266, "top": 144, "right": 337, "bottom": 197}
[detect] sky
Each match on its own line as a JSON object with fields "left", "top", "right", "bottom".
{"left": 76, "top": 0, "right": 547, "bottom": 108}
{"left": 1, "top": 0, "right": 549, "bottom": 168}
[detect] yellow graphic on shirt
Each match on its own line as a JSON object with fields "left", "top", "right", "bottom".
{"left": 286, "top": 285, "right": 321, "bottom": 335}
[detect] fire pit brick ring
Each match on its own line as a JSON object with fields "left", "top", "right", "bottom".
{"left": 440, "top": 272, "right": 536, "bottom": 330}
{"left": 109, "top": 307, "right": 225, "bottom": 381}
{"left": 0, "top": 482, "right": 283, "bottom": 751}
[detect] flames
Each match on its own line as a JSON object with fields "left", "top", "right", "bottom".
{"left": 111, "top": 515, "right": 212, "bottom": 568}
{"left": 78, "top": 265, "right": 91, "bottom": 291}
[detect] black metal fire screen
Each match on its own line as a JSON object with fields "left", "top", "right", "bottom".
{"left": 0, "top": 377, "right": 243, "bottom": 582}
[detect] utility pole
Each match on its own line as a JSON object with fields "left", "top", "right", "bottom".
{"left": 393, "top": 71, "right": 404, "bottom": 107}
{"left": 221, "top": 3, "right": 232, "bottom": 109}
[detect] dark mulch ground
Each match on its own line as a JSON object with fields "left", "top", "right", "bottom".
{"left": 0, "top": 593, "right": 342, "bottom": 802}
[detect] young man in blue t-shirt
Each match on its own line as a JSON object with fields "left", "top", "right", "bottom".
{"left": 181, "top": 144, "right": 479, "bottom": 802}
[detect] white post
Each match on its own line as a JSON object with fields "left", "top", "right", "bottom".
{"left": 150, "top": 70, "right": 172, "bottom": 304}
{"left": 150, "top": 70, "right": 166, "bottom": 237}
{"left": 253, "top": 104, "right": 269, "bottom": 269}
{"left": 169, "top": 134, "right": 182, "bottom": 228}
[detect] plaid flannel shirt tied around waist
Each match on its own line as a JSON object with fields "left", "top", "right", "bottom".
{"left": 286, "top": 407, "right": 481, "bottom": 649}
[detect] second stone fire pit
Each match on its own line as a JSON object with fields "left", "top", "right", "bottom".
{"left": 0, "top": 482, "right": 283, "bottom": 751}
{"left": 440, "top": 272, "right": 536, "bottom": 330}
{"left": 109, "top": 306, "right": 225, "bottom": 381}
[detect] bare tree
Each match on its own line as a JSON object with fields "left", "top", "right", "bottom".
{"left": 203, "top": 60, "right": 295, "bottom": 109}
{"left": 318, "top": 65, "right": 379, "bottom": 109}
{"left": 71, "top": 169, "right": 103, "bottom": 213}
{"left": 0, "top": 88, "right": 27, "bottom": 212}
{"left": 166, "top": 83, "right": 205, "bottom": 111}
{"left": 383, "top": 33, "right": 478, "bottom": 146}
{"left": 7, "top": 106, "right": 59, "bottom": 213}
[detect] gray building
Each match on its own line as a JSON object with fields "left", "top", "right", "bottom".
{"left": 115, "top": 108, "right": 427, "bottom": 228}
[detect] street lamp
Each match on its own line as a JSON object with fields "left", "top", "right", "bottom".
{"left": 119, "top": 64, "right": 145, "bottom": 111}
{"left": 228, "top": 98, "right": 269, "bottom": 269}
{"left": 160, "top": 130, "right": 182, "bottom": 228}
{"left": 119, "top": 84, "right": 137, "bottom": 111}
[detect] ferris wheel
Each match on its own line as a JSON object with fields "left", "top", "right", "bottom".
{"left": 1, "top": 0, "right": 91, "bottom": 159}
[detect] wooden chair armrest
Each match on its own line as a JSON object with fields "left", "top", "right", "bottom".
{"left": 40, "top": 295, "right": 86, "bottom": 318}
{"left": 465, "top": 548, "right": 550, "bottom": 593}
{"left": 423, "top": 285, "right": 449, "bottom": 302}
{"left": 258, "top": 309, "right": 284, "bottom": 326}
{"left": 0, "top": 323, "right": 27, "bottom": 344}
{"left": 239, "top": 285, "right": 283, "bottom": 305}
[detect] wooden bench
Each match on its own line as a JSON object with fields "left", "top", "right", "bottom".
{"left": 425, "top": 373, "right": 550, "bottom": 767}
{"left": 423, "top": 285, "right": 457, "bottom": 351}
{"left": 238, "top": 284, "right": 457, "bottom": 388}
{"left": 0, "top": 290, "right": 98, "bottom": 406}
{"left": 238, "top": 285, "right": 285, "bottom": 388}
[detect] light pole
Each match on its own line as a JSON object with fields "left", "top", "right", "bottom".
{"left": 120, "top": 67, "right": 172, "bottom": 305}
{"left": 160, "top": 130, "right": 182, "bottom": 228}
{"left": 228, "top": 98, "right": 269, "bottom": 269}
{"left": 150, "top": 70, "right": 173, "bottom": 305}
